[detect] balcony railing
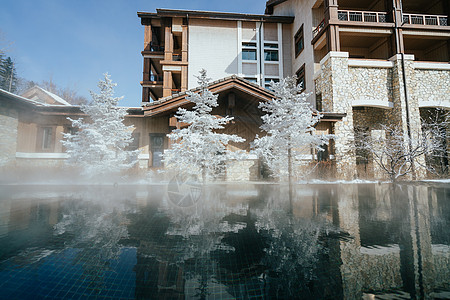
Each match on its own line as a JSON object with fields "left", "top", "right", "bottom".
{"left": 172, "top": 54, "right": 182, "bottom": 61}
{"left": 149, "top": 43, "right": 164, "bottom": 52}
{"left": 313, "top": 19, "right": 325, "bottom": 38}
{"left": 338, "top": 10, "right": 389, "bottom": 23}
{"left": 403, "top": 14, "right": 448, "bottom": 26}
{"left": 149, "top": 74, "right": 163, "bottom": 82}
{"left": 171, "top": 89, "right": 181, "bottom": 95}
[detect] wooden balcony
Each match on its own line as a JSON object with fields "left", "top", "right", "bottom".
{"left": 403, "top": 14, "right": 448, "bottom": 26}
{"left": 338, "top": 10, "right": 389, "bottom": 23}
{"left": 149, "top": 42, "right": 164, "bottom": 52}
{"left": 313, "top": 19, "right": 325, "bottom": 38}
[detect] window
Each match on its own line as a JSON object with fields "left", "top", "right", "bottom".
{"left": 150, "top": 134, "right": 165, "bottom": 167}
{"left": 296, "top": 64, "right": 306, "bottom": 92}
{"left": 294, "top": 25, "right": 304, "bottom": 57}
{"left": 264, "top": 50, "right": 279, "bottom": 61}
{"left": 244, "top": 77, "right": 257, "bottom": 83}
{"left": 42, "top": 127, "right": 53, "bottom": 150}
{"left": 264, "top": 78, "right": 280, "bottom": 90}
{"left": 242, "top": 49, "right": 257, "bottom": 60}
{"left": 316, "top": 94, "right": 322, "bottom": 112}
{"left": 36, "top": 126, "right": 54, "bottom": 151}
{"left": 242, "top": 42, "right": 257, "bottom": 61}
{"left": 264, "top": 43, "right": 279, "bottom": 61}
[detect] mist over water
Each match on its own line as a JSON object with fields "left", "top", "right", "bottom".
{"left": 0, "top": 183, "right": 449, "bottom": 299}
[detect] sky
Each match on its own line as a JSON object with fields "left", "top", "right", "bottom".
{"left": 0, "top": 0, "right": 267, "bottom": 107}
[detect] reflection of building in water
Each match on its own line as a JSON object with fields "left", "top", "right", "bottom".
{"left": 0, "top": 191, "right": 61, "bottom": 262}
{"left": 333, "top": 184, "right": 450, "bottom": 299}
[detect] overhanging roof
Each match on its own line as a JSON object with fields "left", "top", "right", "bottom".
{"left": 138, "top": 9, "right": 294, "bottom": 23}
{"left": 143, "top": 75, "right": 274, "bottom": 117}
{"left": 0, "top": 88, "right": 143, "bottom": 117}
{"left": 142, "top": 75, "right": 346, "bottom": 122}
{"left": 265, "top": 0, "right": 289, "bottom": 14}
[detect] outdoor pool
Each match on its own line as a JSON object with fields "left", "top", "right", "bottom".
{"left": 0, "top": 182, "right": 449, "bottom": 299}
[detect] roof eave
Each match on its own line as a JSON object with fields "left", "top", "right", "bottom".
{"left": 138, "top": 9, "right": 294, "bottom": 23}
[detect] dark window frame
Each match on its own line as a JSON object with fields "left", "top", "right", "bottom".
{"left": 294, "top": 24, "right": 304, "bottom": 58}
{"left": 296, "top": 64, "right": 306, "bottom": 93}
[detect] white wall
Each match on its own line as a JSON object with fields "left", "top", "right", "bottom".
{"left": 188, "top": 19, "right": 239, "bottom": 89}
{"left": 273, "top": 0, "right": 319, "bottom": 105}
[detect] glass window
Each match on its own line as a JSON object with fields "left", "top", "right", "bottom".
{"left": 242, "top": 49, "right": 257, "bottom": 61}
{"left": 244, "top": 77, "right": 257, "bottom": 83}
{"left": 296, "top": 64, "right": 305, "bottom": 92}
{"left": 42, "top": 127, "right": 53, "bottom": 150}
{"left": 294, "top": 25, "right": 304, "bottom": 57}
{"left": 264, "top": 50, "right": 278, "bottom": 61}
{"left": 150, "top": 134, "right": 165, "bottom": 167}
{"left": 264, "top": 78, "right": 279, "bottom": 90}
{"left": 242, "top": 42, "right": 257, "bottom": 48}
{"left": 264, "top": 43, "right": 278, "bottom": 49}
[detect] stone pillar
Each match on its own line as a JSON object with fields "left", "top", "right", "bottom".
{"left": 318, "top": 51, "right": 357, "bottom": 179}
{"left": 389, "top": 54, "right": 426, "bottom": 179}
{"left": 0, "top": 106, "right": 18, "bottom": 167}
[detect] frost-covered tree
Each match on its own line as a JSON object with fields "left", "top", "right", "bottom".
{"left": 163, "top": 69, "right": 245, "bottom": 183}
{"left": 252, "top": 76, "right": 331, "bottom": 182}
{"left": 0, "top": 56, "right": 18, "bottom": 93}
{"left": 359, "top": 123, "right": 445, "bottom": 182}
{"left": 62, "top": 73, "right": 139, "bottom": 177}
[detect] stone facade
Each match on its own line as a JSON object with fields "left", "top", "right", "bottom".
{"left": 315, "top": 52, "right": 356, "bottom": 179}
{"left": 0, "top": 105, "right": 18, "bottom": 167}
{"left": 226, "top": 159, "right": 259, "bottom": 181}
{"left": 414, "top": 68, "right": 450, "bottom": 107}
{"left": 315, "top": 52, "right": 449, "bottom": 180}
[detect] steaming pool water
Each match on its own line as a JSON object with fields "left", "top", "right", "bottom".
{"left": 0, "top": 182, "right": 449, "bottom": 299}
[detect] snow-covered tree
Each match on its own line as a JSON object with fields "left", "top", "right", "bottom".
{"left": 0, "top": 56, "right": 18, "bottom": 93}
{"left": 163, "top": 69, "right": 245, "bottom": 183}
{"left": 62, "top": 73, "right": 139, "bottom": 177}
{"left": 359, "top": 123, "right": 445, "bottom": 182}
{"left": 252, "top": 76, "right": 331, "bottom": 181}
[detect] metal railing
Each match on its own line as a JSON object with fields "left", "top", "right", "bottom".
{"left": 149, "top": 43, "right": 164, "bottom": 52}
{"left": 171, "top": 89, "right": 181, "bottom": 95}
{"left": 403, "top": 13, "right": 448, "bottom": 26}
{"left": 172, "top": 54, "right": 182, "bottom": 61}
{"left": 312, "top": 19, "right": 325, "bottom": 38}
{"left": 149, "top": 74, "right": 163, "bottom": 82}
{"left": 338, "top": 10, "right": 389, "bottom": 23}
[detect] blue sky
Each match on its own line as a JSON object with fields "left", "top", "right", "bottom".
{"left": 0, "top": 0, "right": 266, "bottom": 107}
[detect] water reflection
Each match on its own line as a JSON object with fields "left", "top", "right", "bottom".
{"left": 0, "top": 183, "right": 448, "bottom": 299}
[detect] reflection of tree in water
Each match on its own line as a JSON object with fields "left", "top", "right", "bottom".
{"left": 53, "top": 188, "right": 131, "bottom": 294}
{"left": 253, "top": 208, "right": 324, "bottom": 297}
{"left": 163, "top": 187, "right": 250, "bottom": 299}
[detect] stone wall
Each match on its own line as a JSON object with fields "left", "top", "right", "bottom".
{"left": 0, "top": 105, "right": 18, "bottom": 167}
{"left": 414, "top": 68, "right": 450, "bottom": 106}
{"left": 315, "top": 52, "right": 448, "bottom": 180}
{"left": 226, "top": 159, "right": 259, "bottom": 181}
{"left": 348, "top": 67, "right": 392, "bottom": 103}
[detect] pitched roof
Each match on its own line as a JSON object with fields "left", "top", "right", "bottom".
{"left": 142, "top": 75, "right": 275, "bottom": 117}
{"left": 20, "top": 86, "right": 72, "bottom": 106}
